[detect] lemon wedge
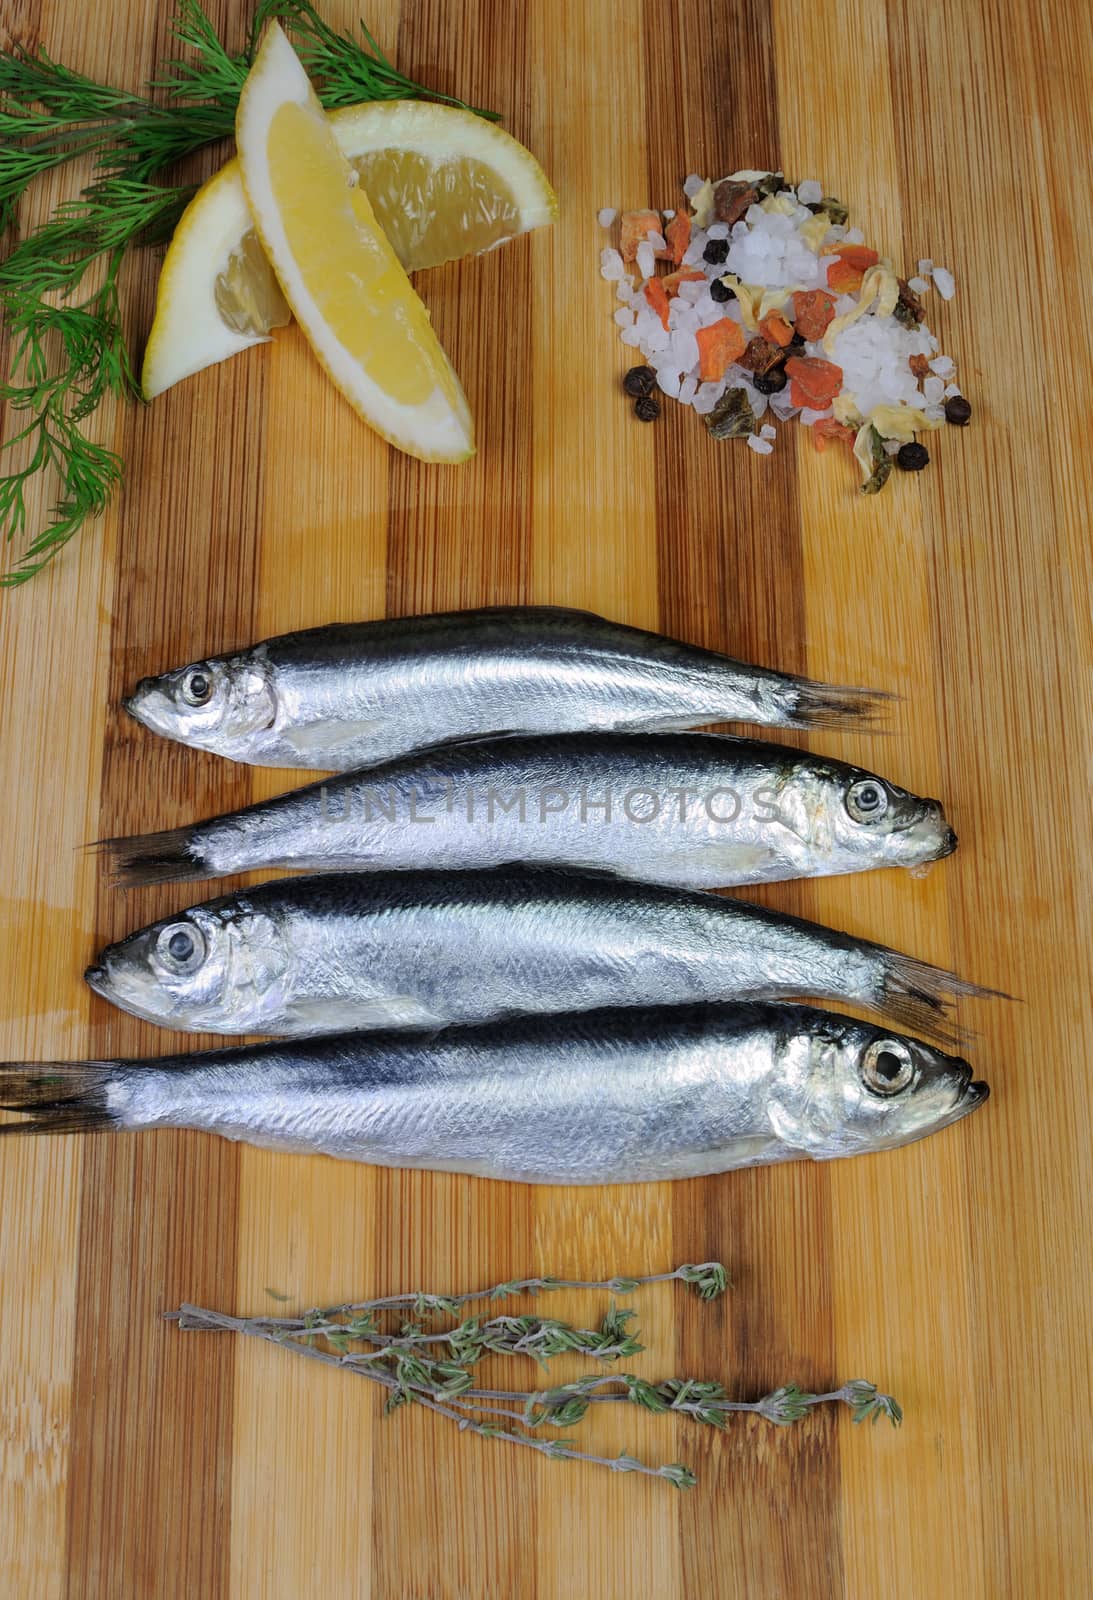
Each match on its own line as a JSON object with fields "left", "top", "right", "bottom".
{"left": 142, "top": 87, "right": 555, "bottom": 406}
{"left": 227, "top": 23, "right": 473, "bottom": 460}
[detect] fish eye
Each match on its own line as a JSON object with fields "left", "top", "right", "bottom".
{"left": 861, "top": 1039, "right": 915, "bottom": 1096}
{"left": 180, "top": 667, "right": 214, "bottom": 707}
{"left": 846, "top": 778, "right": 889, "bottom": 825}
{"left": 155, "top": 921, "right": 206, "bottom": 975}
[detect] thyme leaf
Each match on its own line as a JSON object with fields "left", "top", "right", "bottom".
{"left": 169, "top": 1261, "right": 901, "bottom": 1490}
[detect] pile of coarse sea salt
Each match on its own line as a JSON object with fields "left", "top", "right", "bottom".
{"left": 598, "top": 172, "right": 969, "bottom": 492}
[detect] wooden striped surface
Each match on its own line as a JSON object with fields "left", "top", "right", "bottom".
{"left": 1, "top": 0, "right": 1090, "bottom": 1594}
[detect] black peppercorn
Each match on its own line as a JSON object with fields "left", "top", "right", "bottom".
{"left": 788, "top": 333, "right": 806, "bottom": 352}
{"left": 896, "top": 441, "right": 929, "bottom": 471}
{"left": 623, "top": 365, "right": 656, "bottom": 399}
{"left": 709, "top": 277, "right": 734, "bottom": 303}
{"left": 703, "top": 237, "right": 729, "bottom": 265}
{"left": 753, "top": 368, "right": 787, "bottom": 395}
{"left": 944, "top": 394, "right": 972, "bottom": 426}
{"left": 634, "top": 393, "right": 660, "bottom": 422}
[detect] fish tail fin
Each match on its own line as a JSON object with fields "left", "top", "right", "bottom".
{"left": 875, "top": 951, "right": 1010, "bottom": 1050}
{"left": 92, "top": 824, "right": 207, "bottom": 888}
{"left": 0, "top": 1062, "right": 119, "bottom": 1136}
{"left": 785, "top": 676, "right": 896, "bottom": 730}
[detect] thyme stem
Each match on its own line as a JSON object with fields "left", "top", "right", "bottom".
{"left": 170, "top": 1262, "right": 900, "bottom": 1489}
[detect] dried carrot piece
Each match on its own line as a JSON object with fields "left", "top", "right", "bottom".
{"left": 785, "top": 355, "right": 843, "bottom": 409}
{"left": 663, "top": 266, "right": 707, "bottom": 297}
{"left": 695, "top": 319, "right": 747, "bottom": 382}
{"left": 644, "top": 276, "right": 671, "bottom": 331}
{"left": 813, "top": 417, "right": 857, "bottom": 454}
{"left": 826, "top": 258, "right": 865, "bottom": 295}
{"left": 759, "top": 310, "right": 793, "bottom": 348}
{"left": 665, "top": 211, "right": 691, "bottom": 265}
{"left": 835, "top": 244, "right": 879, "bottom": 271}
{"left": 790, "top": 289, "right": 836, "bottom": 340}
{"left": 620, "top": 210, "right": 667, "bottom": 263}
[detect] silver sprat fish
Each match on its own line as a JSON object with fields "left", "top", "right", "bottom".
{"left": 85, "top": 869, "right": 994, "bottom": 1044}
{"left": 0, "top": 1004, "right": 988, "bottom": 1183}
{"left": 123, "top": 606, "right": 890, "bottom": 770}
{"left": 101, "top": 732, "right": 957, "bottom": 891}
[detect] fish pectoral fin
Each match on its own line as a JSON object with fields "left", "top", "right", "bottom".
{"left": 722, "top": 1135, "right": 784, "bottom": 1166}
{"left": 287, "top": 996, "right": 445, "bottom": 1034}
{"left": 656, "top": 842, "right": 787, "bottom": 885}
{"left": 280, "top": 718, "right": 383, "bottom": 756}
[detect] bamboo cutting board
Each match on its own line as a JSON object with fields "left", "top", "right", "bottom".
{"left": 1, "top": 0, "right": 1090, "bottom": 1595}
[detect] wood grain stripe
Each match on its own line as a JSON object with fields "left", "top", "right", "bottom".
{"left": 522, "top": 3, "right": 682, "bottom": 1594}
{"left": 372, "top": 3, "right": 538, "bottom": 1595}
{"left": 67, "top": 0, "right": 267, "bottom": 1575}
{"left": 639, "top": 2, "right": 844, "bottom": 1590}
{"left": 885, "top": 2, "right": 1093, "bottom": 1592}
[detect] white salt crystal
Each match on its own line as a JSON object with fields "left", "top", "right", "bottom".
{"left": 924, "top": 402, "right": 945, "bottom": 421}
{"left": 663, "top": 209, "right": 676, "bottom": 221}
{"left": 800, "top": 406, "right": 832, "bottom": 426}
{"left": 760, "top": 423, "right": 777, "bottom": 441}
{"left": 917, "top": 259, "right": 933, "bottom": 277}
{"left": 908, "top": 276, "right": 930, "bottom": 295}
{"left": 707, "top": 222, "right": 730, "bottom": 240}
{"left": 657, "top": 367, "right": 682, "bottom": 398}
{"left": 923, "top": 376, "right": 945, "bottom": 403}
{"left": 944, "top": 382, "right": 962, "bottom": 398}
{"left": 747, "top": 435, "right": 773, "bottom": 455}
{"left": 932, "top": 266, "right": 956, "bottom": 299}
{"left": 648, "top": 232, "right": 667, "bottom": 254}
{"left": 597, "top": 207, "right": 618, "bottom": 228}
{"left": 929, "top": 355, "right": 955, "bottom": 377}
{"left": 679, "top": 375, "right": 698, "bottom": 407}
{"left": 746, "top": 387, "right": 768, "bottom": 420}
{"left": 682, "top": 233, "right": 707, "bottom": 266}
{"left": 843, "top": 227, "right": 865, "bottom": 245}
{"left": 600, "top": 247, "right": 625, "bottom": 281}
{"left": 616, "top": 280, "right": 635, "bottom": 303}
{"left": 614, "top": 307, "right": 635, "bottom": 327}
{"left": 797, "top": 179, "right": 823, "bottom": 204}
{"left": 677, "top": 279, "right": 706, "bottom": 304}
{"left": 636, "top": 241, "right": 656, "bottom": 280}
{"left": 671, "top": 329, "right": 699, "bottom": 371}
{"left": 619, "top": 327, "right": 641, "bottom": 347}
{"left": 692, "top": 381, "right": 724, "bottom": 416}
{"left": 883, "top": 438, "right": 902, "bottom": 456}
{"left": 683, "top": 173, "right": 705, "bottom": 198}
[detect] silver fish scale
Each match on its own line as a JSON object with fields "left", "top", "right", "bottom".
{"left": 186, "top": 732, "right": 950, "bottom": 890}
{"left": 102, "top": 1002, "right": 983, "bottom": 1184}
{"left": 124, "top": 607, "right": 879, "bottom": 771}
{"left": 92, "top": 869, "right": 901, "bottom": 1037}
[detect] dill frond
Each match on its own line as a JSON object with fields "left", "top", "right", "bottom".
{"left": 0, "top": 0, "right": 497, "bottom": 586}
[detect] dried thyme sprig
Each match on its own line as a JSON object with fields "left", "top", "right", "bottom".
{"left": 170, "top": 1262, "right": 900, "bottom": 1489}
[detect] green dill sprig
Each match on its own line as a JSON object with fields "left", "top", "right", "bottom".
{"left": 169, "top": 1262, "right": 901, "bottom": 1490}
{"left": 0, "top": 0, "right": 498, "bottom": 586}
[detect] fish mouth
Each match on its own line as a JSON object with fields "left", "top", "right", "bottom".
{"left": 950, "top": 1061, "right": 989, "bottom": 1122}
{"left": 84, "top": 963, "right": 108, "bottom": 997}
{"left": 936, "top": 820, "right": 958, "bottom": 859}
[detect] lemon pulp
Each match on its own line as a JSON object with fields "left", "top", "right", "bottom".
{"left": 266, "top": 101, "right": 457, "bottom": 410}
